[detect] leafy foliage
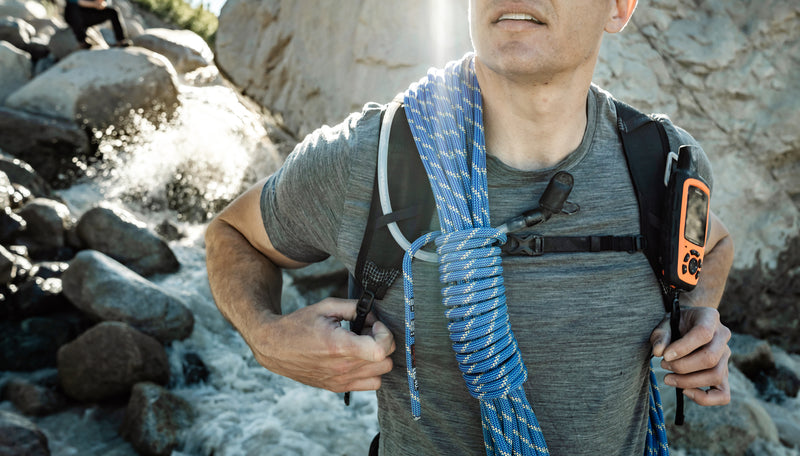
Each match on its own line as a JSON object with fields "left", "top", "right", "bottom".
{"left": 131, "top": 0, "right": 218, "bottom": 44}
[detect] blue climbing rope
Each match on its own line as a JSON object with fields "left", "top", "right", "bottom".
{"left": 399, "top": 53, "right": 671, "bottom": 456}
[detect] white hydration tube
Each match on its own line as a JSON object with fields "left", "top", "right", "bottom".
{"left": 377, "top": 101, "right": 439, "bottom": 263}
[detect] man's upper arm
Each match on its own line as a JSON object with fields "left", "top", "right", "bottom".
{"left": 215, "top": 176, "right": 307, "bottom": 269}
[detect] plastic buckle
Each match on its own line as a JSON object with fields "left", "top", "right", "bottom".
{"left": 630, "top": 235, "right": 646, "bottom": 253}
{"left": 518, "top": 234, "right": 544, "bottom": 256}
{"left": 352, "top": 290, "right": 376, "bottom": 336}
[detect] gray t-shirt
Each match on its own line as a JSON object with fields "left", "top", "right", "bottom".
{"left": 261, "top": 85, "right": 710, "bottom": 456}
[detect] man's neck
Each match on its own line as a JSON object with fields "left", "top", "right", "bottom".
{"left": 476, "top": 61, "right": 593, "bottom": 171}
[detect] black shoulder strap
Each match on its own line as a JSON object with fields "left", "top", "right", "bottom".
{"left": 351, "top": 105, "right": 436, "bottom": 300}
{"left": 614, "top": 99, "right": 672, "bottom": 305}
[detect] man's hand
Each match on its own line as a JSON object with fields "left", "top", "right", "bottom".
{"left": 244, "top": 297, "right": 396, "bottom": 393}
{"left": 650, "top": 306, "right": 731, "bottom": 406}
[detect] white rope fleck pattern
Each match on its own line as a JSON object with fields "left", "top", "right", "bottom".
{"left": 400, "top": 53, "right": 670, "bottom": 456}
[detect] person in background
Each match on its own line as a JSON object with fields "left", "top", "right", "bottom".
{"left": 64, "top": 0, "right": 131, "bottom": 49}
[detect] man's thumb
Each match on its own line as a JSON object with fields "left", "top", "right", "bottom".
{"left": 650, "top": 317, "right": 671, "bottom": 357}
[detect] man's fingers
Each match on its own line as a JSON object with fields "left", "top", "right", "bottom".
{"left": 650, "top": 317, "right": 671, "bottom": 357}
{"left": 682, "top": 381, "right": 731, "bottom": 406}
{"left": 662, "top": 327, "right": 730, "bottom": 374}
{"left": 663, "top": 308, "right": 719, "bottom": 362}
{"left": 333, "top": 320, "right": 395, "bottom": 363}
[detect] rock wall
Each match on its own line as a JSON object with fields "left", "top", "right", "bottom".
{"left": 216, "top": 0, "right": 800, "bottom": 351}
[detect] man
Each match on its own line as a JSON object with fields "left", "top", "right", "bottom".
{"left": 205, "top": 1, "right": 734, "bottom": 455}
{"left": 64, "top": 0, "right": 130, "bottom": 49}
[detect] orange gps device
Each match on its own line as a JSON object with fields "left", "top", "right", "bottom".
{"left": 662, "top": 145, "right": 711, "bottom": 291}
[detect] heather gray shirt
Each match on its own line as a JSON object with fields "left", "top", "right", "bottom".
{"left": 261, "top": 85, "right": 711, "bottom": 456}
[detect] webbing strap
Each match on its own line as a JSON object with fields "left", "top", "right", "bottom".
{"left": 503, "top": 234, "right": 644, "bottom": 256}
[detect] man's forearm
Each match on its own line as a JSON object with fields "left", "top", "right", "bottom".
{"left": 205, "top": 217, "right": 283, "bottom": 337}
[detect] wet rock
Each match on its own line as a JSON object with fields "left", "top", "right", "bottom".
{"left": 121, "top": 382, "right": 194, "bottom": 456}
{"left": 0, "top": 244, "right": 17, "bottom": 284}
{"left": 5, "top": 47, "right": 179, "bottom": 131}
{"left": 0, "top": 107, "right": 93, "bottom": 188}
{"left": 28, "top": 261, "right": 69, "bottom": 280}
{"left": 154, "top": 218, "right": 185, "bottom": 241}
{"left": 0, "top": 410, "right": 49, "bottom": 456}
{"left": 0, "top": 41, "right": 31, "bottom": 104}
{"left": 15, "top": 198, "right": 74, "bottom": 253}
{"left": 61, "top": 250, "right": 193, "bottom": 343}
{"left": 74, "top": 204, "right": 179, "bottom": 276}
{"left": 4, "top": 277, "right": 68, "bottom": 319}
{"left": 0, "top": 156, "right": 57, "bottom": 201}
{"left": 0, "top": 171, "right": 13, "bottom": 209}
{"left": 1, "top": 376, "right": 67, "bottom": 417}
{"left": 0, "top": 207, "right": 27, "bottom": 243}
{"left": 0, "top": 16, "right": 35, "bottom": 52}
{"left": 57, "top": 321, "right": 169, "bottom": 402}
{"left": 131, "top": 28, "right": 213, "bottom": 73}
{"left": 0, "top": 315, "right": 82, "bottom": 371}
{"left": 181, "top": 352, "right": 209, "bottom": 385}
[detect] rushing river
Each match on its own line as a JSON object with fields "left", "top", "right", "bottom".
{"left": 0, "top": 72, "right": 378, "bottom": 456}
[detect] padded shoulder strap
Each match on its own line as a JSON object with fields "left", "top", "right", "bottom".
{"left": 352, "top": 103, "right": 436, "bottom": 299}
{"left": 614, "top": 99, "right": 671, "bottom": 291}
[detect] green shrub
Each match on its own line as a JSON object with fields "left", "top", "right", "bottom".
{"left": 131, "top": 0, "right": 218, "bottom": 44}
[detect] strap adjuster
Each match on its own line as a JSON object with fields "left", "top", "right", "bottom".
{"left": 503, "top": 234, "right": 544, "bottom": 256}
{"left": 352, "top": 290, "right": 376, "bottom": 335}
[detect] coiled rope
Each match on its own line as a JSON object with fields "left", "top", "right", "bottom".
{"left": 399, "top": 53, "right": 670, "bottom": 456}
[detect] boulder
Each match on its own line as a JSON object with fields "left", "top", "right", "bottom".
{"left": 57, "top": 321, "right": 169, "bottom": 402}
{"left": 0, "top": 1, "right": 49, "bottom": 24}
{"left": 120, "top": 382, "right": 194, "bottom": 456}
{"left": 5, "top": 47, "right": 179, "bottom": 130}
{"left": 0, "top": 315, "right": 83, "bottom": 371}
{"left": 216, "top": 0, "right": 471, "bottom": 139}
{"left": 131, "top": 28, "right": 213, "bottom": 73}
{"left": 4, "top": 277, "right": 69, "bottom": 320}
{"left": 0, "top": 207, "right": 27, "bottom": 243}
{"left": 61, "top": 250, "right": 193, "bottom": 343}
{"left": 15, "top": 198, "right": 74, "bottom": 250}
{"left": 74, "top": 203, "right": 179, "bottom": 276}
{"left": 1, "top": 376, "right": 67, "bottom": 417}
{"left": 0, "top": 410, "right": 49, "bottom": 456}
{"left": 0, "top": 107, "right": 92, "bottom": 187}
{"left": 0, "top": 156, "right": 57, "bottom": 200}
{"left": 0, "top": 16, "right": 35, "bottom": 51}
{"left": 0, "top": 41, "right": 31, "bottom": 103}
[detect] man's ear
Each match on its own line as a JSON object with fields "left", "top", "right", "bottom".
{"left": 605, "top": 0, "right": 638, "bottom": 33}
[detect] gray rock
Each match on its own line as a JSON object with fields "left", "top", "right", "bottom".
{"left": 0, "top": 410, "right": 49, "bottom": 456}
{"left": 0, "top": 316, "right": 83, "bottom": 371}
{"left": 0, "top": 156, "right": 57, "bottom": 200}
{"left": 32, "top": 52, "right": 54, "bottom": 76}
{"left": 131, "top": 28, "right": 213, "bottom": 73}
{"left": 0, "top": 107, "right": 92, "bottom": 188}
{"left": 15, "top": 198, "right": 74, "bottom": 249}
{"left": 47, "top": 27, "right": 82, "bottom": 61}
{"left": 5, "top": 47, "right": 179, "bottom": 131}
{"left": 0, "top": 1, "right": 50, "bottom": 24}
{"left": 57, "top": 321, "right": 169, "bottom": 402}
{"left": 0, "top": 16, "right": 35, "bottom": 51}
{"left": 0, "top": 244, "right": 17, "bottom": 284}
{"left": 74, "top": 204, "right": 179, "bottom": 277}
{"left": 1, "top": 376, "right": 67, "bottom": 417}
{"left": 0, "top": 206, "right": 27, "bottom": 243}
{"left": 61, "top": 250, "right": 193, "bottom": 343}
{"left": 730, "top": 333, "right": 776, "bottom": 378}
{"left": 0, "top": 41, "right": 31, "bottom": 103}
{"left": 121, "top": 382, "right": 194, "bottom": 456}
{"left": 0, "top": 170, "right": 13, "bottom": 209}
